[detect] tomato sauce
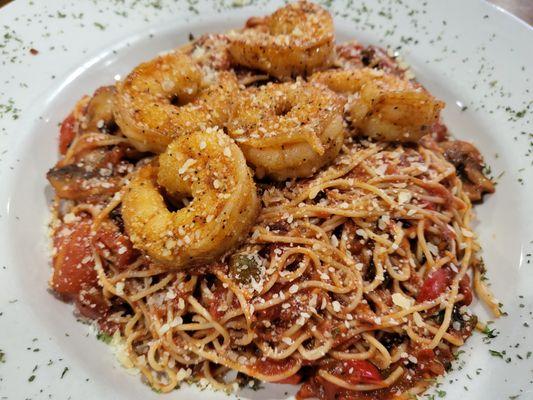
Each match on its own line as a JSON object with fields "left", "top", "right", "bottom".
{"left": 297, "top": 346, "right": 454, "bottom": 400}
{"left": 250, "top": 357, "right": 299, "bottom": 380}
{"left": 51, "top": 218, "right": 97, "bottom": 296}
{"left": 93, "top": 222, "right": 137, "bottom": 270}
{"left": 59, "top": 112, "right": 77, "bottom": 155}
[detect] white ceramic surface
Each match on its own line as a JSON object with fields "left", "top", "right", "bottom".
{"left": 0, "top": 1, "right": 531, "bottom": 399}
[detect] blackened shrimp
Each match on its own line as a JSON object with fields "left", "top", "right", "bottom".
{"left": 121, "top": 128, "right": 260, "bottom": 268}
{"left": 228, "top": 1, "right": 334, "bottom": 79}
{"left": 226, "top": 80, "right": 345, "bottom": 180}
{"left": 114, "top": 51, "right": 238, "bottom": 153}
{"left": 311, "top": 68, "right": 444, "bottom": 142}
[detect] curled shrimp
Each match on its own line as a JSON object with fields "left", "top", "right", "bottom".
{"left": 122, "top": 128, "right": 260, "bottom": 268}
{"left": 226, "top": 80, "right": 345, "bottom": 180}
{"left": 114, "top": 51, "right": 238, "bottom": 153}
{"left": 311, "top": 68, "right": 444, "bottom": 142}
{"left": 228, "top": 1, "right": 334, "bottom": 79}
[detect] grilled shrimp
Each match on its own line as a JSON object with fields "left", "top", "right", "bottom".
{"left": 228, "top": 1, "right": 334, "bottom": 79}
{"left": 226, "top": 80, "right": 345, "bottom": 180}
{"left": 311, "top": 68, "right": 444, "bottom": 142}
{"left": 122, "top": 128, "right": 260, "bottom": 268}
{"left": 114, "top": 51, "right": 238, "bottom": 153}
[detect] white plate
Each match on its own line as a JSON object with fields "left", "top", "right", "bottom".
{"left": 0, "top": 1, "right": 531, "bottom": 399}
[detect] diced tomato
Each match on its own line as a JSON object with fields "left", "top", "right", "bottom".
{"left": 98, "top": 318, "right": 121, "bottom": 336}
{"left": 76, "top": 285, "right": 109, "bottom": 320}
{"left": 416, "top": 267, "right": 452, "bottom": 303}
{"left": 431, "top": 121, "right": 448, "bottom": 142}
{"left": 297, "top": 360, "right": 383, "bottom": 400}
{"left": 298, "top": 378, "right": 349, "bottom": 400}
{"left": 416, "top": 348, "right": 436, "bottom": 363}
{"left": 207, "top": 280, "right": 242, "bottom": 319}
{"left": 208, "top": 285, "right": 229, "bottom": 319}
{"left": 93, "top": 223, "right": 136, "bottom": 269}
{"left": 51, "top": 219, "right": 97, "bottom": 296}
{"left": 274, "top": 374, "right": 302, "bottom": 385}
{"left": 59, "top": 112, "right": 77, "bottom": 155}
{"left": 415, "top": 348, "right": 446, "bottom": 376}
{"left": 76, "top": 286, "right": 120, "bottom": 335}
{"left": 458, "top": 274, "right": 473, "bottom": 305}
{"left": 296, "top": 381, "right": 317, "bottom": 399}
{"left": 338, "top": 360, "right": 383, "bottom": 385}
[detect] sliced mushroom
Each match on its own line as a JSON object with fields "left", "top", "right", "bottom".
{"left": 439, "top": 140, "right": 495, "bottom": 202}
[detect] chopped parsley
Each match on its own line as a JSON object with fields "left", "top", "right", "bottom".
{"left": 489, "top": 349, "right": 503, "bottom": 358}
{"left": 482, "top": 326, "right": 498, "bottom": 343}
{"left": 0, "top": 98, "right": 20, "bottom": 120}
{"left": 97, "top": 332, "right": 112, "bottom": 344}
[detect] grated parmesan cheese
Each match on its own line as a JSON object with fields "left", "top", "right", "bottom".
{"left": 392, "top": 293, "right": 414, "bottom": 310}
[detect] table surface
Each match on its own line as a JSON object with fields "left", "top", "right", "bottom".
{"left": 0, "top": 0, "right": 532, "bottom": 24}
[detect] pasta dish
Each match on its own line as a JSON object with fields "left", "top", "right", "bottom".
{"left": 46, "top": 2, "right": 498, "bottom": 399}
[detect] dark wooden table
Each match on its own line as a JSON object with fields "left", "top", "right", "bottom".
{"left": 0, "top": 0, "right": 531, "bottom": 25}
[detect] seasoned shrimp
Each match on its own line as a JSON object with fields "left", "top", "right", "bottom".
{"left": 228, "top": 1, "right": 334, "bottom": 79}
{"left": 114, "top": 51, "right": 238, "bottom": 153}
{"left": 122, "top": 128, "right": 260, "bottom": 268}
{"left": 226, "top": 80, "right": 345, "bottom": 180}
{"left": 311, "top": 68, "right": 444, "bottom": 142}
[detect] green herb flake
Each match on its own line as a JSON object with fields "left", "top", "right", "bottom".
{"left": 489, "top": 349, "right": 503, "bottom": 358}
{"left": 97, "top": 332, "right": 112, "bottom": 344}
{"left": 482, "top": 326, "right": 498, "bottom": 343}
